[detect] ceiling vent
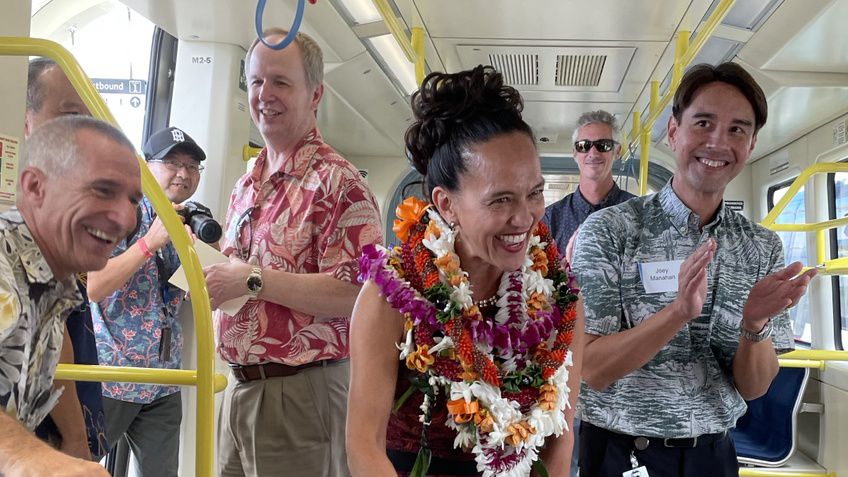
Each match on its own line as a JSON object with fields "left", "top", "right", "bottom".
{"left": 488, "top": 53, "right": 539, "bottom": 85}
{"left": 555, "top": 54, "right": 606, "bottom": 87}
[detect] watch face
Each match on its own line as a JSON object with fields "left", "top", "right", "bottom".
{"left": 247, "top": 274, "right": 262, "bottom": 292}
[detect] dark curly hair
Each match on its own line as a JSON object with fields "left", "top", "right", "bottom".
{"left": 404, "top": 65, "right": 534, "bottom": 198}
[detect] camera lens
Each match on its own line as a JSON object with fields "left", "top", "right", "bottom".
{"left": 191, "top": 215, "right": 222, "bottom": 243}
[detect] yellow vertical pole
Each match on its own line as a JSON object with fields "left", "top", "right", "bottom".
{"left": 632, "top": 111, "right": 648, "bottom": 196}
{"left": 817, "top": 229, "right": 827, "bottom": 266}
{"left": 640, "top": 129, "right": 651, "bottom": 196}
{"left": 649, "top": 81, "right": 660, "bottom": 118}
{"left": 672, "top": 31, "right": 690, "bottom": 90}
{"left": 411, "top": 26, "right": 425, "bottom": 85}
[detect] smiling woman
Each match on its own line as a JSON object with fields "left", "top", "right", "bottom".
{"left": 347, "top": 65, "right": 584, "bottom": 477}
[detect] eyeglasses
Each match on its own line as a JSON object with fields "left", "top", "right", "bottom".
{"left": 233, "top": 206, "right": 256, "bottom": 261}
{"left": 149, "top": 159, "right": 205, "bottom": 173}
{"left": 574, "top": 139, "right": 617, "bottom": 153}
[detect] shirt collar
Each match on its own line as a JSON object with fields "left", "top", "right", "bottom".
{"left": 659, "top": 180, "right": 726, "bottom": 235}
{"left": 575, "top": 182, "right": 627, "bottom": 212}
{"left": 250, "top": 128, "right": 323, "bottom": 184}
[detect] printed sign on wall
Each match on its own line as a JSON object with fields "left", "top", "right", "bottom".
{"left": 0, "top": 134, "right": 20, "bottom": 204}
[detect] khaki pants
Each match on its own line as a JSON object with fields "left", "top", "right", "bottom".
{"left": 218, "top": 360, "right": 350, "bottom": 477}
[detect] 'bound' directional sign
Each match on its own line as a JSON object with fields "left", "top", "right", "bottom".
{"left": 91, "top": 78, "right": 147, "bottom": 95}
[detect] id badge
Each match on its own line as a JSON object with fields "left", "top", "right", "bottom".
{"left": 623, "top": 467, "right": 649, "bottom": 477}
{"left": 624, "top": 451, "right": 650, "bottom": 477}
{"left": 639, "top": 259, "right": 683, "bottom": 294}
{"left": 158, "top": 325, "right": 172, "bottom": 362}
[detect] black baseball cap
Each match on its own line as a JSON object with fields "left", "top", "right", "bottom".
{"left": 143, "top": 127, "right": 206, "bottom": 162}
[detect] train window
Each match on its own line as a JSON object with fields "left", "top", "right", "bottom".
{"left": 828, "top": 171, "right": 848, "bottom": 349}
{"left": 31, "top": 0, "right": 155, "bottom": 149}
{"left": 767, "top": 179, "right": 811, "bottom": 343}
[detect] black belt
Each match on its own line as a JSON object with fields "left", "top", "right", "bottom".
{"left": 584, "top": 421, "right": 728, "bottom": 449}
{"left": 387, "top": 449, "right": 477, "bottom": 476}
{"left": 228, "top": 358, "right": 345, "bottom": 383}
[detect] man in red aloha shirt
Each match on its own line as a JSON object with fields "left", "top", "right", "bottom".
{"left": 203, "top": 28, "right": 382, "bottom": 477}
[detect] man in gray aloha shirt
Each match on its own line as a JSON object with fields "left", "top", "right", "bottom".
{"left": 0, "top": 116, "right": 141, "bottom": 476}
{"left": 572, "top": 63, "right": 817, "bottom": 477}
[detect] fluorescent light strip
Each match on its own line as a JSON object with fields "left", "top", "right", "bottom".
{"left": 336, "top": 0, "right": 382, "bottom": 24}
{"left": 368, "top": 33, "right": 417, "bottom": 95}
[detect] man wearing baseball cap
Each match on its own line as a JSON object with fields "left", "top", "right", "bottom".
{"left": 87, "top": 126, "right": 207, "bottom": 476}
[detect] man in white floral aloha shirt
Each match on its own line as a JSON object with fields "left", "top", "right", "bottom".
{"left": 573, "top": 63, "right": 817, "bottom": 477}
{"left": 0, "top": 116, "right": 141, "bottom": 477}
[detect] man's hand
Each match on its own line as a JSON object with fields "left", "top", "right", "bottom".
{"left": 5, "top": 449, "right": 109, "bottom": 476}
{"left": 669, "top": 239, "right": 716, "bottom": 322}
{"left": 742, "top": 261, "right": 817, "bottom": 332}
{"left": 203, "top": 257, "right": 253, "bottom": 310}
{"left": 143, "top": 215, "right": 171, "bottom": 252}
{"left": 144, "top": 204, "right": 195, "bottom": 252}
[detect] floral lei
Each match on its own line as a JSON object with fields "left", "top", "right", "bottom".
{"left": 359, "top": 197, "right": 579, "bottom": 477}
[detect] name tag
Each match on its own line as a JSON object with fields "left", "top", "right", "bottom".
{"left": 623, "top": 467, "right": 650, "bottom": 477}
{"left": 639, "top": 260, "right": 683, "bottom": 294}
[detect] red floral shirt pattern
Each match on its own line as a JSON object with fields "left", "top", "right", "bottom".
{"left": 217, "top": 129, "right": 382, "bottom": 365}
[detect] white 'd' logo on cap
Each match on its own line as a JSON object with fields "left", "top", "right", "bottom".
{"left": 171, "top": 129, "right": 185, "bottom": 143}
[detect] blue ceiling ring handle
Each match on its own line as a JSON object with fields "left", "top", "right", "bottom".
{"left": 255, "top": 0, "right": 306, "bottom": 50}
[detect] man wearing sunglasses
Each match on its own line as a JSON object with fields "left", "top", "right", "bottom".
{"left": 572, "top": 63, "right": 816, "bottom": 476}
{"left": 543, "top": 111, "right": 635, "bottom": 475}
{"left": 544, "top": 110, "right": 635, "bottom": 266}
{"left": 87, "top": 126, "right": 206, "bottom": 477}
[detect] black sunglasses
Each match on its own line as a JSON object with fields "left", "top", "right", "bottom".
{"left": 574, "top": 139, "right": 617, "bottom": 153}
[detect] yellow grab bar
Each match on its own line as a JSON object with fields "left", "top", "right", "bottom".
{"left": 0, "top": 36, "right": 217, "bottom": 477}
{"left": 371, "top": 0, "right": 427, "bottom": 85}
{"left": 56, "top": 364, "right": 228, "bottom": 392}
{"left": 740, "top": 470, "right": 833, "bottom": 477}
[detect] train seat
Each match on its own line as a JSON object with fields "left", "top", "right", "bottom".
{"left": 732, "top": 366, "right": 810, "bottom": 467}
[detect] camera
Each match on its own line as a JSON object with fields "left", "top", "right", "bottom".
{"left": 178, "top": 201, "right": 222, "bottom": 244}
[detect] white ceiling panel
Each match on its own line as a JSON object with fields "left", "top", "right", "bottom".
{"left": 760, "top": 0, "right": 848, "bottom": 73}
{"left": 751, "top": 86, "right": 848, "bottom": 160}
{"left": 321, "top": 51, "right": 410, "bottom": 157}
{"left": 120, "top": 0, "right": 365, "bottom": 62}
{"left": 317, "top": 84, "right": 403, "bottom": 157}
{"left": 413, "top": 0, "right": 690, "bottom": 42}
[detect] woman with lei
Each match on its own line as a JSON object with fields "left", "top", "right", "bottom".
{"left": 347, "top": 65, "right": 584, "bottom": 477}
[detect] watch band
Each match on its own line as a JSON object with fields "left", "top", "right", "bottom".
{"left": 740, "top": 320, "right": 773, "bottom": 342}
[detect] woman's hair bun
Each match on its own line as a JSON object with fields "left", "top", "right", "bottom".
{"left": 405, "top": 65, "right": 524, "bottom": 177}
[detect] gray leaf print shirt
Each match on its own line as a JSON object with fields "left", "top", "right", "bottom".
{"left": 0, "top": 209, "right": 82, "bottom": 430}
{"left": 572, "top": 182, "right": 793, "bottom": 438}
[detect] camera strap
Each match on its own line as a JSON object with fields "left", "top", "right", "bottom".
{"left": 154, "top": 250, "right": 180, "bottom": 363}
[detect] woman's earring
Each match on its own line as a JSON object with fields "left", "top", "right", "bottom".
{"left": 449, "top": 222, "right": 456, "bottom": 230}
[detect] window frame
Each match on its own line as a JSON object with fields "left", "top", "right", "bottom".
{"left": 766, "top": 177, "right": 812, "bottom": 345}
{"left": 827, "top": 168, "right": 847, "bottom": 350}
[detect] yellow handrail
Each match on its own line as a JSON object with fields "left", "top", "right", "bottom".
{"left": 55, "top": 365, "right": 228, "bottom": 392}
{"left": 740, "top": 470, "right": 834, "bottom": 477}
{"left": 371, "top": 0, "right": 427, "bottom": 85}
{"left": 0, "top": 36, "right": 219, "bottom": 477}
{"left": 624, "top": 0, "right": 736, "bottom": 195}
{"left": 778, "top": 359, "right": 825, "bottom": 370}
{"left": 760, "top": 162, "right": 848, "bottom": 274}
{"left": 243, "top": 144, "right": 263, "bottom": 162}
{"left": 782, "top": 349, "right": 848, "bottom": 361}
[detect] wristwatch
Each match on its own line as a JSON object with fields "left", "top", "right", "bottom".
{"left": 246, "top": 266, "right": 263, "bottom": 298}
{"left": 740, "top": 320, "right": 773, "bottom": 342}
